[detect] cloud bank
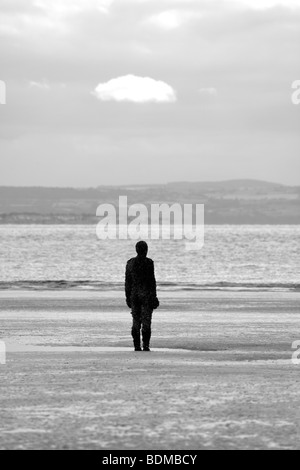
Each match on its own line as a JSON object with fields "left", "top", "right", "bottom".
{"left": 1, "top": 0, "right": 300, "bottom": 186}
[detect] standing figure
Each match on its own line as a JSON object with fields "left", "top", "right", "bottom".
{"left": 125, "top": 241, "right": 159, "bottom": 352}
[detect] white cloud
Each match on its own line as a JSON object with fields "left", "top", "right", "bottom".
{"left": 93, "top": 75, "right": 177, "bottom": 103}
{"left": 145, "top": 9, "right": 203, "bottom": 31}
{"left": 147, "top": 10, "right": 183, "bottom": 30}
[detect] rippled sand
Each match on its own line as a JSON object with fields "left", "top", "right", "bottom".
{"left": 0, "top": 290, "right": 300, "bottom": 450}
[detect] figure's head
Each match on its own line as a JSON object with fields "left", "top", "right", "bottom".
{"left": 136, "top": 241, "right": 148, "bottom": 257}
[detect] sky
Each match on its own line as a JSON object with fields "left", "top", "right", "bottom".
{"left": 0, "top": 0, "right": 300, "bottom": 187}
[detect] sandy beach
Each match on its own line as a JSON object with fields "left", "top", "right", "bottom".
{"left": 0, "top": 289, "right": 299, "bottom": 450}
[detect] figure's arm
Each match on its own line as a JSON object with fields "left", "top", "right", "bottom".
{"left": 125, "top": 262, "right": 132, "bottom": 307}
{"left": 150, "top": 260, "right": 159, "bottom": 309}
{"left": 150, "top": 260, "right": 157, "bottom": 297}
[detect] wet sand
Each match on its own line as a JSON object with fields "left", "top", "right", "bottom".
{"left": 0, "top": 290, "right": 300, "bottom": 450}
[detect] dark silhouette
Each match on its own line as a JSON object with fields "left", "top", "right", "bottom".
{"left": 125, "top": 241, "right": 159, "bottom": 352}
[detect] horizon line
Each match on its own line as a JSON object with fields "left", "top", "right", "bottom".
{"left": 0, "top": 178, "right": 298, "bottom": 190}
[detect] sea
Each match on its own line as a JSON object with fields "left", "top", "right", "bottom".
{"left": 0, "top": 225, "right": 299, "bottom": 292}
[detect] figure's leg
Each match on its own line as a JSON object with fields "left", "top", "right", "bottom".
{"left": 141, "top": 304, "right": 153, "bottom": 351}
{"left": 131, "top": 303, "right": 142, "bottom": 351}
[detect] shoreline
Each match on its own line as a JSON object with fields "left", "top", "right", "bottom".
{"left": 0, "top": 283, "right": 299, "bottom": 293}
{"left": 1, "top": 289, "right": 300, "bottom": 450}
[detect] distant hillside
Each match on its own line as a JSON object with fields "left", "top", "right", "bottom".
{"left": 0, "top": 180, "right": 299, "bottom": 224}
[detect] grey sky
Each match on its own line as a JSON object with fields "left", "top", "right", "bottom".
{"left": 0, "top": 0, "right": 300, "bottom": 186}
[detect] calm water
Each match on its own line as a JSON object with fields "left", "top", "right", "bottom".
{"left": 0, "top": 225, "right": 299, "bottom": 290}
